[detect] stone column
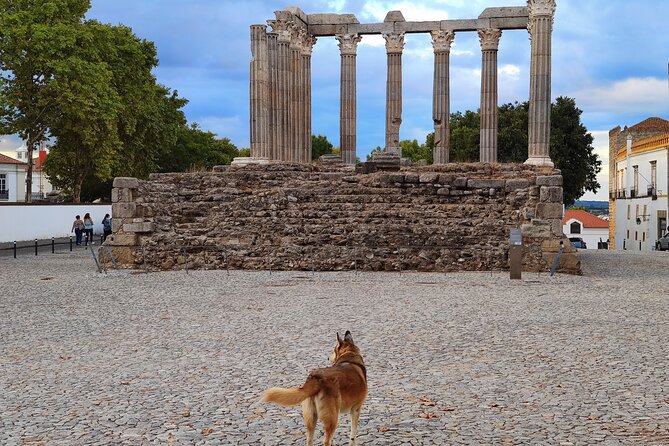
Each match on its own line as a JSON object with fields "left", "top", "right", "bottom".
{"left": 383, "top": 32, "right": 404, "bottom": 156}
{"left": 267, "top": 33, "right": 278, "bottom": 160}
{"left": 270, "top": 20, "right": 291, "bottom": 161}
{"left": 300, "top": 34, "right": 316, "bottom": 163}
{"left": 525, "top": 0, "right": 556, "bottom": 167}
{"left": 478, "top": 28, "right": 502, "bottom": 163}
{"left": 289, "top": 29, "right": 301, "bottom": 162}
{"left": 336, "top": 34, "right": 361, "bottom": 165}
{"left": 250, "top": 25, "right": 269, "bottom": 158}
{"left": 430, "top": 30, "right": 455, "bottom": 164}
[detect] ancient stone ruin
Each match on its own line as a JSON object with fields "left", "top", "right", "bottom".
{"left": 107, "top": 0, "right": 580, "bottom": 275}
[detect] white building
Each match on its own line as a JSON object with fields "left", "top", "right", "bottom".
{"left": 0, "top": 153, "right": 28, "bottom": 202}
{"left": 609, "top": 118, "right": 669, "bottom": 251}
{"left": 0, "top": 142, "right": 54, "bottom": 201}
{"left": 562, "top": 209, "right": 609, "bottom": 249}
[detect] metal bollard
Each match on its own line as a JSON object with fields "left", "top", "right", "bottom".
{"left": 69, "top": 236, "right": 73, "bottom": 252}
{"left": 13, "top": 241, "right": 16, "bottom": 259}
{"left": 35, "top": 239, "right": 38, "bottom": 256}
{"left": 52, "top": 237, "right": 55, "bottom": 254}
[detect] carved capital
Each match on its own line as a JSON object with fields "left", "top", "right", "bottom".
{"left": 383, "top": 32, "right": 405, "bottom": 54}
{"left": 268, "top": 19, "right": 292, "bottom": 43}
{"left": 336, "top": 34, "right": 362, "bottom": 56}
{"left": 299, "top": 32, "right": 317, "bottom": 57}
{"left": 478, "top": 28, "right": 502, "bottom": 51}
{"left": 430, "top": 30, "right": 455, "bottom": 53}
{"left": 528, "top": 0, "right": 557, "bottom": 18}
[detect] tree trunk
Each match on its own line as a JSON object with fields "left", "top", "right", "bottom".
{"left": 73, "top": 179, "right": 82, "bottom": 204}
{"left": 25, "top": 138, "right": 34, "bottom": 203}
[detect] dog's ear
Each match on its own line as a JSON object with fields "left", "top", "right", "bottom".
{"left": 336, "top": 332, "right": 342, "bottom": 345}
{"left": 344, "top": 330, "right": 354, "bottom": 344}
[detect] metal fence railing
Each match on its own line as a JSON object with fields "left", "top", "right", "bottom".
{"left": 0, "top": 235, "right": 105, "bottom": 258}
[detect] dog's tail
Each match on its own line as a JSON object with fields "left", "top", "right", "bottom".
{"left": 261, "top": 375, "right": 320, "bottom": 407}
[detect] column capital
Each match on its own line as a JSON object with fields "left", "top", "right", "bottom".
{"left": 336, "top": 34, "right": 362, "bottom": 56}
{"left": 268, "top": 19, "right": 292, "bottom": 43}
{"left": 383, "top": 32, "right": 405, "bottom": 54}
{"left": 478, "top": 28, "right": 502, "bottom": 51}
{"left": 430, "top": 30, "right": 455, "bottom": 53}
{"left": 528, "top": 0, "right": 557, "bottom": 18}
{"left": 298, "top": 31, "right": 317, "bottom": 56}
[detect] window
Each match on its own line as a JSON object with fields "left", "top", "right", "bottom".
{"left": 0, "top": 173, "right": 5, "bottom": 191}
{"left": 570, "top": 221, "right": 581, "bottom": 234}
{"left": 627, "top": 204, "right": 631, "bottom": 219}
{"left": 651, "top": 161, "right": 657, "bottom": 188}
{"left": 633, "top": 165, "right": 638, "bottom": 197}
{"left": 636, "top": 204, "right": 640, "bottom": 218}
{"left": 643, "top": 205, "right": 647, "bottom": 219}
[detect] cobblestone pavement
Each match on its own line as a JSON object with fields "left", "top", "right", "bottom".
{"left": 1, "top": 250, "right": 668, "bottom": 445}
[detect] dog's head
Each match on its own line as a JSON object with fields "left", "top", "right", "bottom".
{"left": 329, "top": 330, "right": 360, "bottom": 364}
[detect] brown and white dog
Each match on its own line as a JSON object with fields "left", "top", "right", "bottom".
{"left": 261, "top": 331, "right": 367, "bottom": 446}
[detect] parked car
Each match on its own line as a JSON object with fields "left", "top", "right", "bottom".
{"left": 656, "top": 233, "right": 669, "bottom": 251}
{"left": 569, "top": 237, "right": 587, "bottom": 249}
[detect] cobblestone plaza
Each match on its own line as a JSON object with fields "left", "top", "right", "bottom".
{"left": 1, "top": 250, "right": 668, "bottom": 445}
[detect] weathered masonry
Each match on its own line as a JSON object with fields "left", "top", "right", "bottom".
{"left": 107, "top": 164, "right": 579, "bottom": 275}
{"left": 249, "top": 0, "right": 556, "bottom": 167}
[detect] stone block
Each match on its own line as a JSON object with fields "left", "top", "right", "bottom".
{"left": 479, "top": 6, "right": 528, "bottom": 19}
{"left": 453, "top": 177, "right": 468, "bottom": 188}
{"left": 535, "top": 203, "right": 563, "bottom": 219}
{"left": 105, "top": 233, "right": 138, "bottom": 246}
{"left": 307, "top": 13, "right": 359, "bottom": 25}
{"left": 355, "top": 162, "right": 377, "bottom": 174}
{"left": 111, "top": 187, "right": 134, "bottom": 203}
{"left": 112, "top": 218, "right": 123, "bottom": 233}
{"left": 404, "top": 173, "right": 419, "bottom": 183}
{"left": 505, "top": 179, "right": 530, "bottom": 192}
{"left": 113, "top": 177, "right": 139, "bottom": 189}
{"left": 112, "top": 202, "right": 137, "bottom": 218}
{"left": 521, "top": 221, "right": 551, "bottom": 238}
{"left": 437, "top": 174, "right": 454, "bottom": 184}
{"left": 436, "top": 188, "right": 450, "bottom": 196}
{"left": 536, "top": 175, "right": 563, "bottom": 186}
{"left": 540, "top": 186, "right": 563, "bottom": 203}
{"left": 467, "top": 179, "right": 505, "bottom": 189}
{"left": 523, "top": 207, "right": 535, "bottom": 220}
{"left": 123, "top": 222, "right": 155, "bottom": 233}
{"left": 419, "top": 173, "right": 439, "bottom": 183}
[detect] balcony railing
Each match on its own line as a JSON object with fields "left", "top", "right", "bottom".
{"left": 0, "top": 189, "right": 8, "bottom": 200}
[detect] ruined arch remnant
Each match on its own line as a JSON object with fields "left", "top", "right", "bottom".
{"left": 249, "top": 1, "right": 556, "bottom": 167}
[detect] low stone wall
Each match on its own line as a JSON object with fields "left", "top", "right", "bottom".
{"left": 107, "top": 163, "right": 580, "bottom": 274}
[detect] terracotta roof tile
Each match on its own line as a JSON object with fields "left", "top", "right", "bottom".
{"left": 0, "top": 153, "right": 27, "bottom": 165}
{"left": 563, "top": 209, "right": 609, "bottom": 229}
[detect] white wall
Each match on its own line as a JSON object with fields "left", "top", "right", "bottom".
{"left": 563, "top": 222, "right": 609, "bottom": 249}
{"left": 0, "top": 204, "right": 111, "bottom": 242}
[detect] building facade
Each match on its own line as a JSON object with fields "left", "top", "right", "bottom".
{"left": 0, "top": 143, "right": 54, "bottom": 201}
{"left": 609, "top": 118, "right": 669, "bottom": 251}
{"left": 0, "top": 153, "right": 28, "bottom": 202}
{"left": 562, "top": 209, "right": 609, "bottom": 249}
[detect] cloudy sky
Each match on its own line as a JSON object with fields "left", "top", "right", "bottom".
{"left": 2, "top": 0, "right": 668, "bottom": 201}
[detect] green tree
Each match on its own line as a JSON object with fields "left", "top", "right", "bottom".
{"left": 311, "top": 134, "right": 334, "bottom": 160}
{"left": 0, "top": 0, "right": 91, "bottom": 202}
{"left": 159, "top": 124, "right": 239, "bottom": 172}
{"left": 449, "top": 110, "right": 480, "bottom": 162}
{"left": 497, "top": 101, "right": 528, "bottom": 162}
{"left": 400, "top": 138, "right": 433, "bottom": 164}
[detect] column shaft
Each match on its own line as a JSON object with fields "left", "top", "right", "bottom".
{"left": 384, "top": 33, "right": 404, "bottom": 156}
{"left": 290, "top": 44, "right": 300, "bottom": 162}
{"left": 250, "top": 25, "right": 269, "bottom": 158}
{"left": 431, "top": 30, "right": 454, "bottom": 164}
{"left": 478, "top": 29, "right": 501, "bottom": 163}
{"left": 526, "top": 0, "right": 556, "bottom": 167}
{"left": 337, "top": 34, "right": 361, "bottom": 165}
{"left": 267, "top": 33, "right": 278, "bottom": 160}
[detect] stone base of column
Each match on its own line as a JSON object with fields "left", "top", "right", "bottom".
{"left": 385, "top": 146, "right": 401, "bottom": 156}
{"left": 524, "top": 156, "right": 554, "bottom": 167}
{"left": 230, "top": 157, "right": 271, "bottom": 167}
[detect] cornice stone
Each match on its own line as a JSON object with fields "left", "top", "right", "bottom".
{"left": 383, "top": 32, "right": 405, "bottom": 54}
{"left": 478, "top": 28, "right": 502, "bottom": 51}
{"left": 430, "top": 30, "right": 455, "bottom": 53}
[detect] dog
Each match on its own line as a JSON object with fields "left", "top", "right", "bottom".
{"left": 261, "top": 331, "right": 367, "bottom": 446}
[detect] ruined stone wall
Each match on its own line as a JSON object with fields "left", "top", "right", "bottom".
{"left": 108, "top": 163, "right": 580, "bottom": 274}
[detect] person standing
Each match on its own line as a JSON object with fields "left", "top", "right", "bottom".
{"left": 102, "top": 213, "right": 112, "bottom": 241}
{"left": 71, "top": 215, "right": 84, "bottom": 245}
{"left": 83, "top": 213, "right": 94, "bottom": 245}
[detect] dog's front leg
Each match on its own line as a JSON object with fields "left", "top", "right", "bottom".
{"left": 349, "top": 406, "right": 361, "bottom": 446}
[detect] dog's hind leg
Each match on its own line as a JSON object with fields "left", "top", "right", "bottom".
{"left": 349, "top": 406, "right": 361, "bottom": 446}
{"left": 317, "top": 398, "right": 339, "bottom": 446}
{"left": 302, "top": 398, "right": 317, "bottom": 446}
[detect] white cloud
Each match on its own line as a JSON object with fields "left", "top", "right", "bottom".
{"left": 0, "top": 135, "right": 22, "bottom": 151}
{"left": 579, "top": 130, "right": 610, "bottom": 201}
{"left": 570, "top": 77, "right": 669, "bottom": 115}
{"left": 499, "top": 64, "right": 520, "bottom": 80}
{"left": 360, "top": 1, "right": 450, "bottom": 22}
{"left": 325, "top": 0, "right": 347, "bottom": 12}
